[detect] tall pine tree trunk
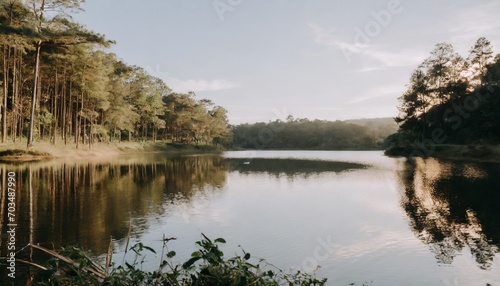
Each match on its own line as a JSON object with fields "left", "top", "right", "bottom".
{"left": 52, "top": 68, "right": 58, "bottom": 145}
{"left": 27, "top": 41, "right": 42, "bottom": 148}
{"left": 28, "top": 0, "right": 46, "bottom": 148}
{"left": 11, "top": 47, "right": 18, "bottom": 142}
{"left": 2, "top": 44, "right": 9, "bottom": 143}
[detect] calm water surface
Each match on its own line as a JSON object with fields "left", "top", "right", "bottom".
{"left": 1, "top": 151, "right": 499, "bottom": 285}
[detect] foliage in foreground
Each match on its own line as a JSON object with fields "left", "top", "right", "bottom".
{"left": 30, "top": 234, "right": 327, "bottom": 286}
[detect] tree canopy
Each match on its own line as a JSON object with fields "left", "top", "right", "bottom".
{"left": 0, "top": 0, "right": 231, "bottom": 148}
{"left": 230, "top": 117, "right": 397, "bottom": 150}
{"left": 389, "top": 37, "right": 500, "bottom": 145}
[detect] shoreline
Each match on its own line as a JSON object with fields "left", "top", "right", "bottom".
{"left": 384, "top": 144, "right": 500, "bottom": 163}
{"left": 0, "top": 141, "right": 223, "bottom": 162}
{"left": 3, "top": 141, "right": 499, "bottom": 164}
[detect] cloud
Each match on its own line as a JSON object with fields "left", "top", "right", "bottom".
{"left": 446, "top": 2, "right": 500, "bottom": 33}
{"left": 163, "top": 77, "right": 237, "bottom": 93}
{"left": 353, "top": 66, "right": 387, "bottom": 73}
{"left": 440, "top": 2, "right": 500, "bottom": 51}
{"left": 356, "top": 48, "right": 426, "bottom": 69}
{"left": 144, "top": 65, "right": 238, "bottom": 93}
{"left": 308, "top": 23, "right": 425, "bottom": 69}
{"left": 350, "top": 84, "right": 405, "bottom": 104}
{"left": 308, "top": 23, "right": 340, "bottom": 47}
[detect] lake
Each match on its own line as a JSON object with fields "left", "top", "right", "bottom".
{"left": 1, "top": 150, "right": 499, "bottom": 285}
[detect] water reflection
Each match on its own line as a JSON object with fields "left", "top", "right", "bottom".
{"left": 398, "top": 158, "right": 500, "bottom": 269}
{"left": 0, "top": 155, "right": 228, "bottom": 257}
{"left": 230, "top": 158, "right": 367, "bottom": 177}
{"left": 0, "top": 155, "right": 368, "bottom": 259}
{"left": 0, "top": 151, "right": 499, "bottom": 284}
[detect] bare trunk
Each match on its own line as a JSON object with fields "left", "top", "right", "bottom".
{"left": 27, "top": 41, "right": 42, "bottom": 148}
{"left": 89, "top": 113, "right": 92, "bottom": 150}
{"left": 52, "top": 68, "right": 58, "bottom": 144}
{"left": 27, "top": 0, "right": 46, "bottom": 148}
{"left": 16, "top": 55, "right": 23, "bottom": 142}
{"left": 66, "top": 80, "right": 71, "bottom": 145}
{"left": 2, "top": 45, "right": 9, "bottom": 143}
{"left": 11, "top": 48, "right": 18, "bottom": 142}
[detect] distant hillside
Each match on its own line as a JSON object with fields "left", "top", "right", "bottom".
{"left": 344, "top": 117, "right": 398, "bottom": 140}
{"left": 229, "top": 117, "right": 398, "bottom": 150}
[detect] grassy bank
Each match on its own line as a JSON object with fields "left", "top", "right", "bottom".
{"left": 0, "top": 141, "right": 223, "bottom": 162}
{"left": 385, "top": 144, "right": 500, "bottom": 163}
{"left": 0, "top": 149, "right": 52, "bottom": 162}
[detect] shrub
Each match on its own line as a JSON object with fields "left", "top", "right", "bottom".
{"left": 29, "top": 234, "right": 327, "bottom": 286}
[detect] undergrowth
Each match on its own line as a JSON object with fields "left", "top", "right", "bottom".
{"left": 26, "top": 234, "right": 327, "bottom": 286}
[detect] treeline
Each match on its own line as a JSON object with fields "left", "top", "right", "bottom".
{"left": 231, "top": 117, "right": 396, "bottom": 150}
{"left": 389, "top": 37, "right": 500, "bottom": 145}
{"left": 0, "top": 0, "right": 231, "bottom": 148}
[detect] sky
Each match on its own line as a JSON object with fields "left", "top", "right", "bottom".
{"left": 73, "top": 0, "right": 500, "bottom": 124}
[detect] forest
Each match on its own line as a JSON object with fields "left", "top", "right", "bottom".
{"left": 388, "top": 37, "right": 500, "bottom": 146}
{"left": 4, "top": 1, "right": 497, "bottom": 153}
{"left": 0, "top": 0, "right": 231, "bottom": 149}
{"left": 230, "top": 117, "right": 397, "bottom": 150}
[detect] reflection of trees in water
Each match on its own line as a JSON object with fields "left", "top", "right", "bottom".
{"left": 163, "top": 156, "right": 228, "bottom": 196}
{"left": 230, "top": 158, "right": 367, "bottom": 178}
{"left": 0, "top": 156, "right": 228, "bottom": 255}
{"left": 398, "top": 158, "right": 500, "bottom": 269}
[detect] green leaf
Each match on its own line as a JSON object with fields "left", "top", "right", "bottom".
{"left": 201, "top": 233, "right": 212, "bottom": 243}
{"left": 206, "top": 252, "right": 220, "bottom": 263}
{"left": 125, "top": 262, "right": 134, "bottom": 269}
{"left": 244, "top": 252, "right": 251, "bottom": 260}
{"left": 142, "top": 245, "right": 156, "bottom": 254}
{"left": 214, "top": 237, "right": 226, "bottom": 243}
{"left": 182, "top": 257, "right": 200, "bottom": 269}
{"left": 167, "top": 251, "right": 176, "bottom": 258}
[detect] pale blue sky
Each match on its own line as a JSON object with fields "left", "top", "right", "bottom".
{"left": 74, "top": 0, "right": 500, "bottom": 124}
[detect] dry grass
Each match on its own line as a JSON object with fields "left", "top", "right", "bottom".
{"left": 0, "top": 141, "right": 121, "bottom": 160}
{"left": 0, "top": 140, "right": 221, "bottom": 161}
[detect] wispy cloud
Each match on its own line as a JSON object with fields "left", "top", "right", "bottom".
{"left": 447, "top": 2, "right": 500, "bottom": 33}
{"left": 163, "top": 77, "right": 237, "bottom": 93}
{"left": 441, "top": 2, "right": 500, "bottom": 50}
{"left": 144, "top": 65, "right": 237, "bottom": 93}
{"left": 356, "top": 48, "right": 426, "bottom": 69}
{"left": 353, "top": 66, "right": 387, "bottom": 73}
{"left": 350, "top": 84, "right": 405, "bottom": 104}
{"left": 308, "top": 23, "right": 425, "bottom": 69}
{"left": 308, "top": 23, "right": 340, "bottom": 47}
